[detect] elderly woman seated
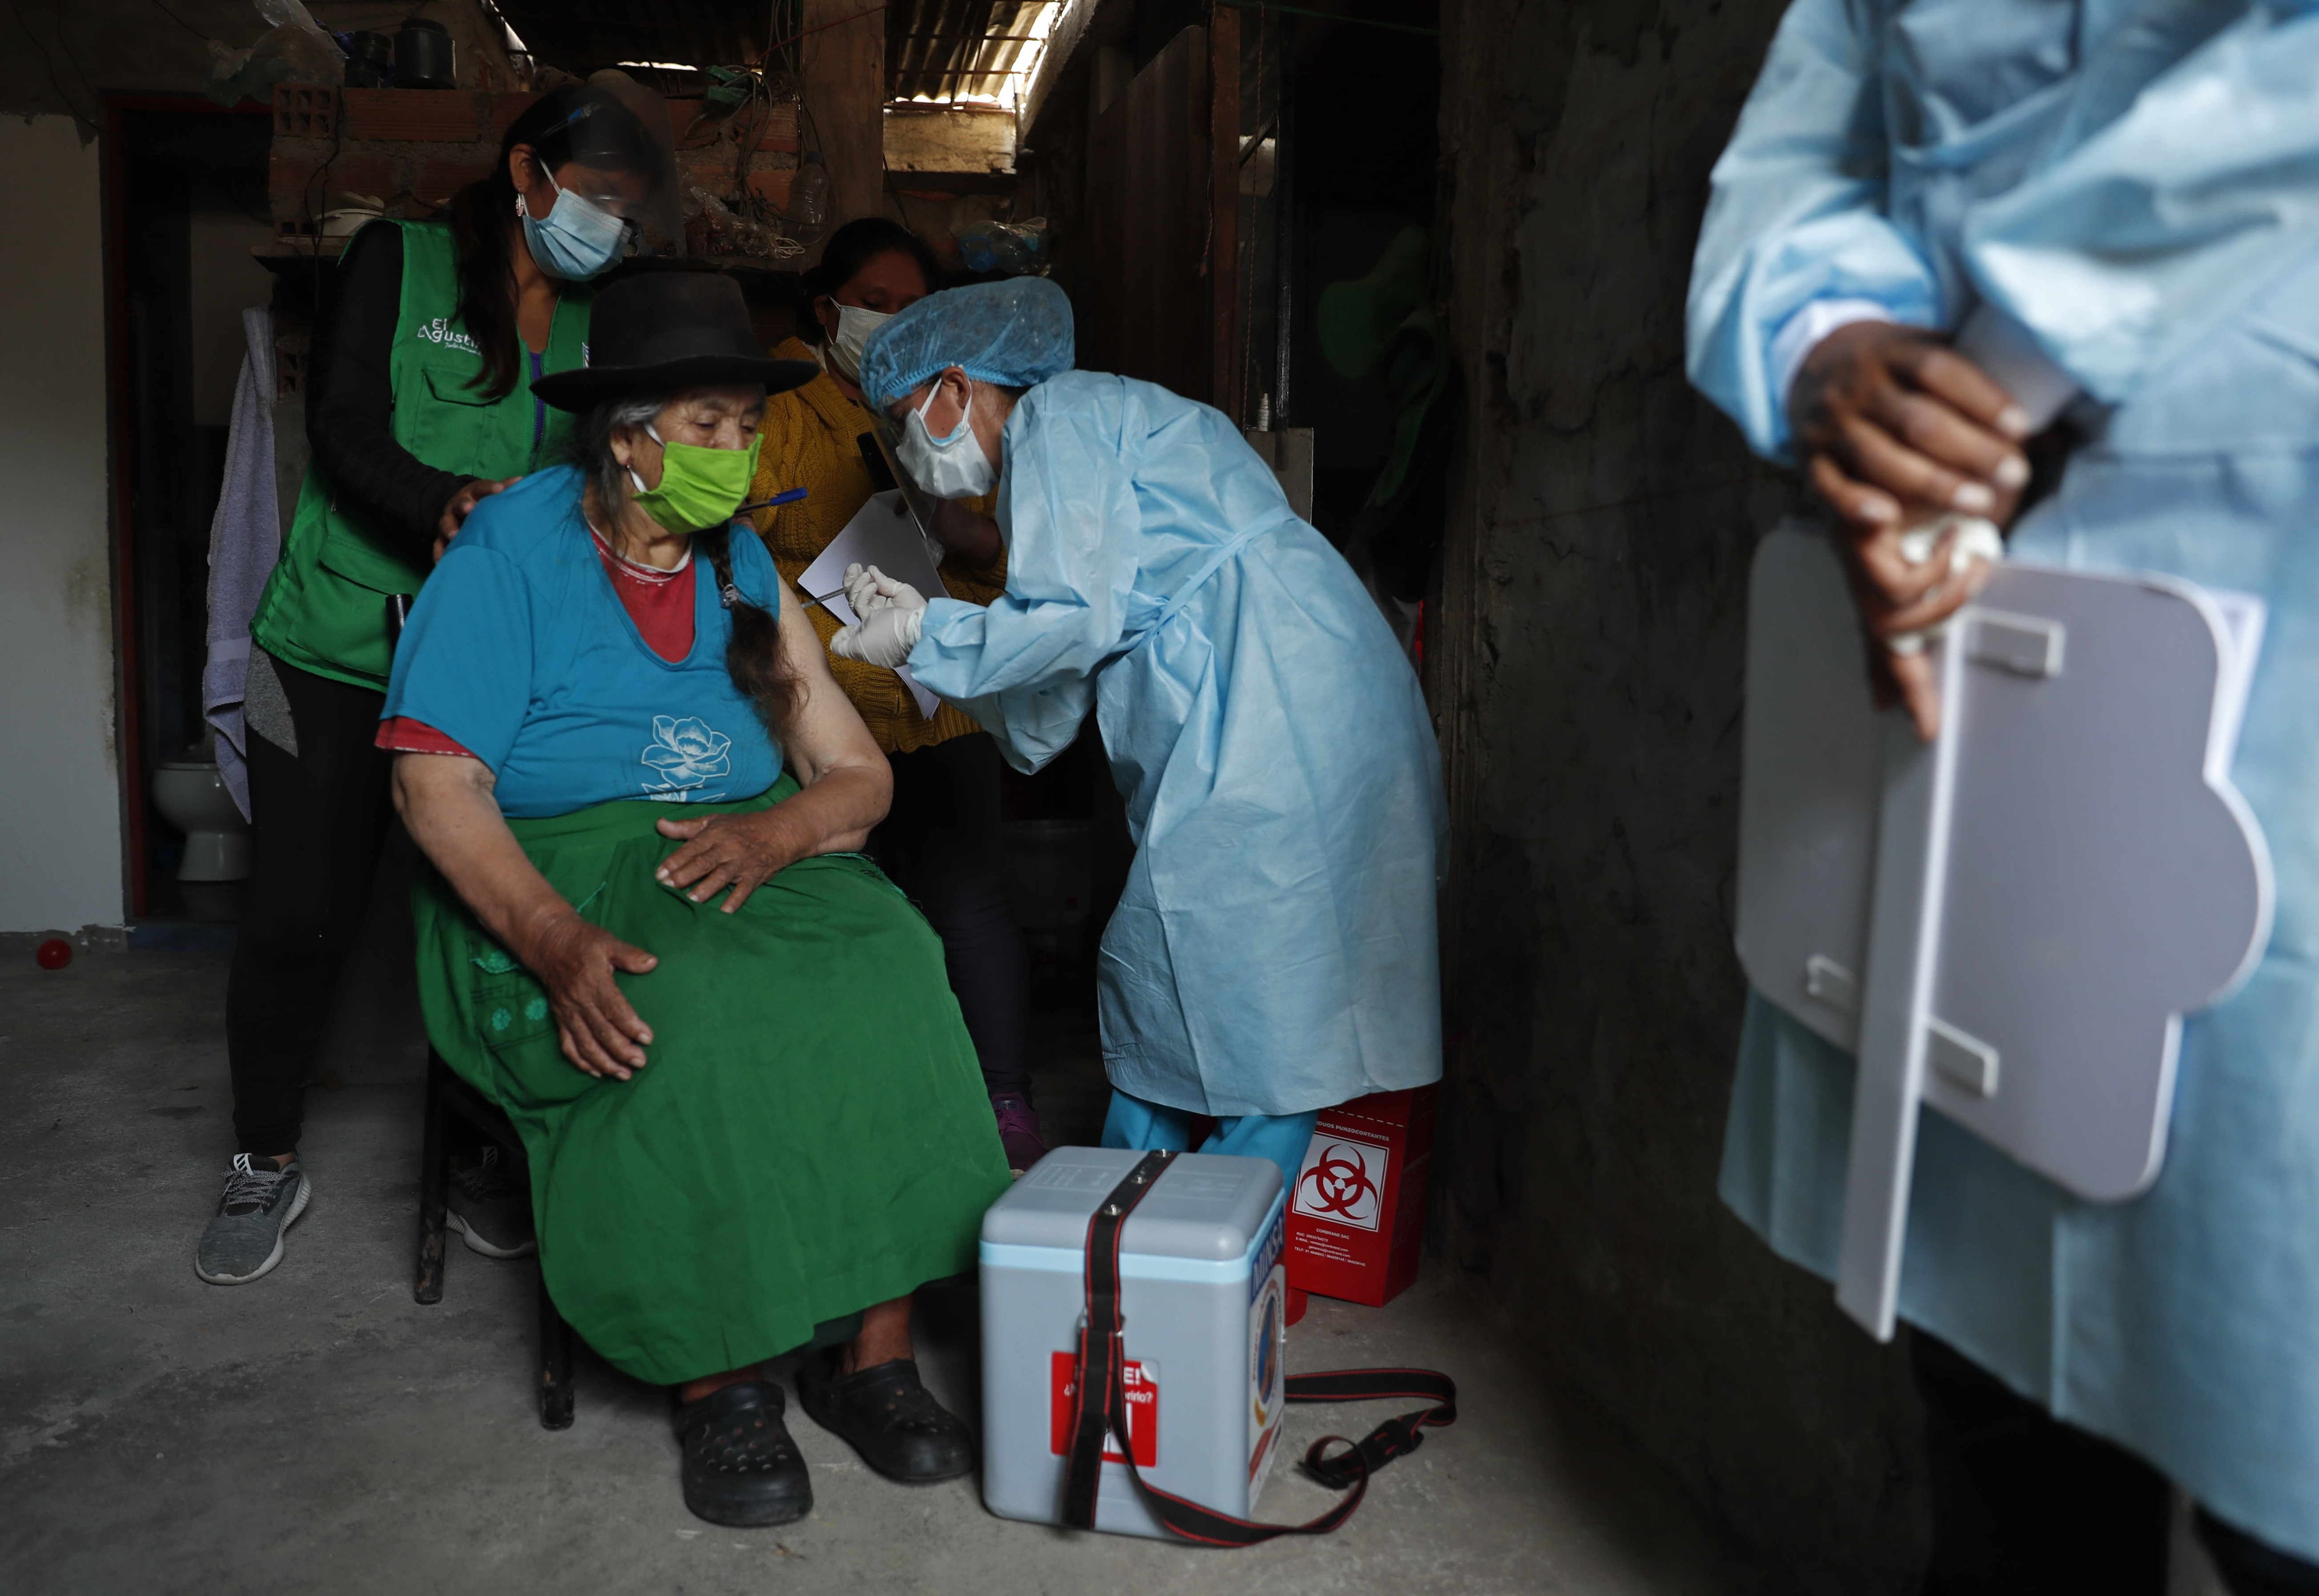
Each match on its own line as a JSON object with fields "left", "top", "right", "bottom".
{"left": 377, "top": 272, "right": 1012, "bottom": 1528}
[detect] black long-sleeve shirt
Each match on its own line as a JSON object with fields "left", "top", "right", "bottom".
{"left": 306, "top": 226, "right": 471, "bottom": 568}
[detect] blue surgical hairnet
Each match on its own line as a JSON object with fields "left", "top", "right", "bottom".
{"left": 859, "top": 277, "right": 1075, "bottom": 410}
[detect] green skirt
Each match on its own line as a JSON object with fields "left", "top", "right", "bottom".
{"left": 411, "top": 780, "right": 1013, "bottom": 1385}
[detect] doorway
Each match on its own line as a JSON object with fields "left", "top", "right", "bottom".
{"left": 103, "top": 98, "right": 276, "bottom": 919}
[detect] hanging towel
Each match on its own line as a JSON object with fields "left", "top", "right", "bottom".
{"left": 202, "top": 306, "right": 280, "bottom": 820}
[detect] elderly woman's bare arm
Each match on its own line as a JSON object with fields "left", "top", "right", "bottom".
{"left": 653, "top": 582, "right": 894, "bottom": 912}
{"left": 394, "top": 752, "right": 660, "bottom": 1080}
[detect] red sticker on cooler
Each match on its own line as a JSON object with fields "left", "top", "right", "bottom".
{"left": 1050, "top": 1352, "right": 1158, "bottom": 1467}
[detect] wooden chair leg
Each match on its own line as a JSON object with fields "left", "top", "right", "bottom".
{"left": 416, "top": 1055, "right": 575, "bottom": 1427}
{"left": 539, "top": 1271, "right": 576, "bottom": 1430}
{"left": 414, "top": 1052, "right": 450, "bottom": 1305}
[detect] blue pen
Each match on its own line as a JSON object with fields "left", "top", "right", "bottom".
{"left": 736, "top": 487, "right": 809, "bottom": 515}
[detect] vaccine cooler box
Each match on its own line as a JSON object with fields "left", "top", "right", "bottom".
{"left": 979, "top": 1147, "right": 1289, "bottom": 1538}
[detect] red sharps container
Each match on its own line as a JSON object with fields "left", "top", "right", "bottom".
{"left": 1285, "top": 1085, "right": 1438, "bottom": 1308}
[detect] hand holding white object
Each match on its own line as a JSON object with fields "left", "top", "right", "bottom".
{"left": 1791, "top": 322, "right": 2030, "bottom": 741}
{"left": 841, "top": 562, "right": 921, "bottom": 615}
{"left": 829, "top": 563, "right": 928, "bottom": 668}
{"left": 1883, "top": 514, "right": 2004, "bottom": 657}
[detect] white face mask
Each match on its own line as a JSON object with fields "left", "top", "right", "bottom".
{"left": 897, "top": 379, "right": 996, "bottom": 500}
{"left": 821, "top": 303, "right": 891, "bottom": 385}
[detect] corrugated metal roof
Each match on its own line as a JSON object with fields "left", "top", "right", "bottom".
{"left": 490, "top": 0, "right": 768, "bottom": 75}
{"left": 489, "top": 0, "right": 1055, "bottom": 104}
{"left": 889, "top": 0, "right": 1051, "bottom": 103}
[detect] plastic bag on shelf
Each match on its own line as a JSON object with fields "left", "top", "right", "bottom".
{"left": 685, "top": 183, "right": 805, "bottom": 263}
{"left": 955, "top": 218, "right": 1050, "bottom": 276}
{"left": 207, "top": 21, "right": 344, "bottom": 105}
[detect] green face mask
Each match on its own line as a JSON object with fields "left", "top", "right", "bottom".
{"left": 629, "top": 426, "right": 764, "bottom": 533}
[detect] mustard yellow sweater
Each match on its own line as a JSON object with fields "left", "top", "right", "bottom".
{"left": 749, "top": 339, "right": 1006, "bottom": 755}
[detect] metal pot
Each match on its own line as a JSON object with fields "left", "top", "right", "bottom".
{"left": 392, "top": 19, "right": 456, "bottom": 90}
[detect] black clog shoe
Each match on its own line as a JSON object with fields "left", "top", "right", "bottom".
{"left": 673, "top": 1379, "right": 814, "bottom": 1526}
{"left": 795, "top": 1353, "right": 975, "bottom": 1483}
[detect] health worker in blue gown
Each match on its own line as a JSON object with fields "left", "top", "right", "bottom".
{"left": 826, "top": 277, "right": 1446, "bottom": 1191}
{"left": 1687, "top": 0, "right": 2319, "bottom": 1585}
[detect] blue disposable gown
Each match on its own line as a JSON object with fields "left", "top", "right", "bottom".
{"left": 905, "top": 371, "right": 1446, "bottom": 1118}
{"left": 1687, "top": 0, "right": 2319, "bottom": 1559}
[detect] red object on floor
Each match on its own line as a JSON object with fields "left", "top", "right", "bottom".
{"left": 1286, "top": 1085, "right": 1438, "bottom": 1308}
{"left": 34, "top": 938, "right": 71, "bottom": 970}
{"left": 1284, "top": 1285, "right": 1309, "bottom": 1326}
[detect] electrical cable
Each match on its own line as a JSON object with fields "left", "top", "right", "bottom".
{"left": 882, "top": 142, "right": 926, "bottom": 239}
{"left": 43, "top": 0, "right": 102, "bottom": 129}
{"left": 289, "top": 87, "right": 348, "bottom": 344}
{"left": 762, "top": 1, "right": 890, "bottom": 59}
{"left": 142, "top": 0, "right": 208, "bottom": 39}
{"left": 5, "top": 3, "right": 84, "bottom": 126}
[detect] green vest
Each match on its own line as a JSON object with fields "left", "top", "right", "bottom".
{"left": 251, "top": 219, "right": 592, "bottom": 690}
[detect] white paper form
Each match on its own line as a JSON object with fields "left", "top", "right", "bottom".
{"left": 799, "top": 488, "right": 945, "bottom": 720}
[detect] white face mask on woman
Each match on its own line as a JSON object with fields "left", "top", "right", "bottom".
{"left": 821, "top": 303, "right": 891, "bottom": 385}
{"left": 897, "top": 379, "right": 996, "bottom": 500}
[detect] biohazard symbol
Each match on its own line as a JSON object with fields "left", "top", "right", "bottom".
{"left": 1296, "top": 1142, "right": 1382, "bottom": 1225}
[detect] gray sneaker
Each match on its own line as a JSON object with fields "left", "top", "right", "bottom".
{"left": 195, "top": 1154, "right": 311, "bottom": 1285}
{"left": 447, "top": 1145, "right": 536, "bottom": 1259}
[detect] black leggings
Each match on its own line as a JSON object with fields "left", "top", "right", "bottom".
{"left": 870, "top": 734, "right": 1029, "bottom": 1100}
{"left": 1913, "top": 1332, "right": 2319, "bottom": 1595}
{"left": 226, "top": 660, "right": 398, "bottom": 1154}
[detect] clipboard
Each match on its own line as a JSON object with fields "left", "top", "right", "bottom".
{"left": 1735, "top": 527, "right": 2272, "bottom": 1339}
{"left": 799, "top": 487, "right": 946, "bottom": 720}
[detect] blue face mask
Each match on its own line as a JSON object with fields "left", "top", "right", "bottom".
{"left": 520, "top": 173, "right": 628, "bottom": 281}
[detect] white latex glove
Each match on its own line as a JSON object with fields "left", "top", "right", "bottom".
{"left": 830, "top": 563, "right": 928, "bottom": 668}
{"left": 840, "top": 562, "right": 924, "bottom": 617}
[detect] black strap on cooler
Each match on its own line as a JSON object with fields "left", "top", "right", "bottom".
{"left": 1061, "top": 1148, "right": 1173, "bottom": 1528}
{"left": 1060, "top": 1149, "right": 1459, "bottom": 1545}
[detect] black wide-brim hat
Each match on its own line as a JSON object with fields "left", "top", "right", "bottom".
{"left": 532, "top": 270, "right": 819, "bottom": 412}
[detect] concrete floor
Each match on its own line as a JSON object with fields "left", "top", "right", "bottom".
{"left": 0, "top": 940, "right": 1764, "bottom": 1596}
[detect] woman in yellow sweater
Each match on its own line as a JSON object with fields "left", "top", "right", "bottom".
{"left": 749, "top": 218, "right": 1044, "bottom": 1169}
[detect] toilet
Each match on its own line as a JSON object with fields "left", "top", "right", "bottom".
{"left": 152, "top": 758, "right": 251, "bottom": 883}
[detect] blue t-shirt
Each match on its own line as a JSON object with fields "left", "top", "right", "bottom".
{"left": 382, "top": 466, "right": 784, "bottom": 818}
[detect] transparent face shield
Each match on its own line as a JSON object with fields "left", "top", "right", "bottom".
{"left": 543, "top": 78, "right": 680, "bottom": 250}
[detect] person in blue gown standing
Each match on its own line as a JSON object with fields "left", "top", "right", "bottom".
{"left": 1687, "top": 0, "right": 2319, "bottom": 1587}
{"left": 826, "top": 277, "right": 1446, "bottom": 1192}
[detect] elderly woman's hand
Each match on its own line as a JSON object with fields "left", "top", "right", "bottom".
{"left": 655, "top": 809, "right": 807, "bottom": 914}
{"left": 526, "top": 912, "right": 660, "bottom": 1080}
{"left": 392, "top": 751, "right": 660, "bottom": 1081}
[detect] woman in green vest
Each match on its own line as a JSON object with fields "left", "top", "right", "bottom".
{"left": 195, "top": 83, "right": 671, "bottom": 1287}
